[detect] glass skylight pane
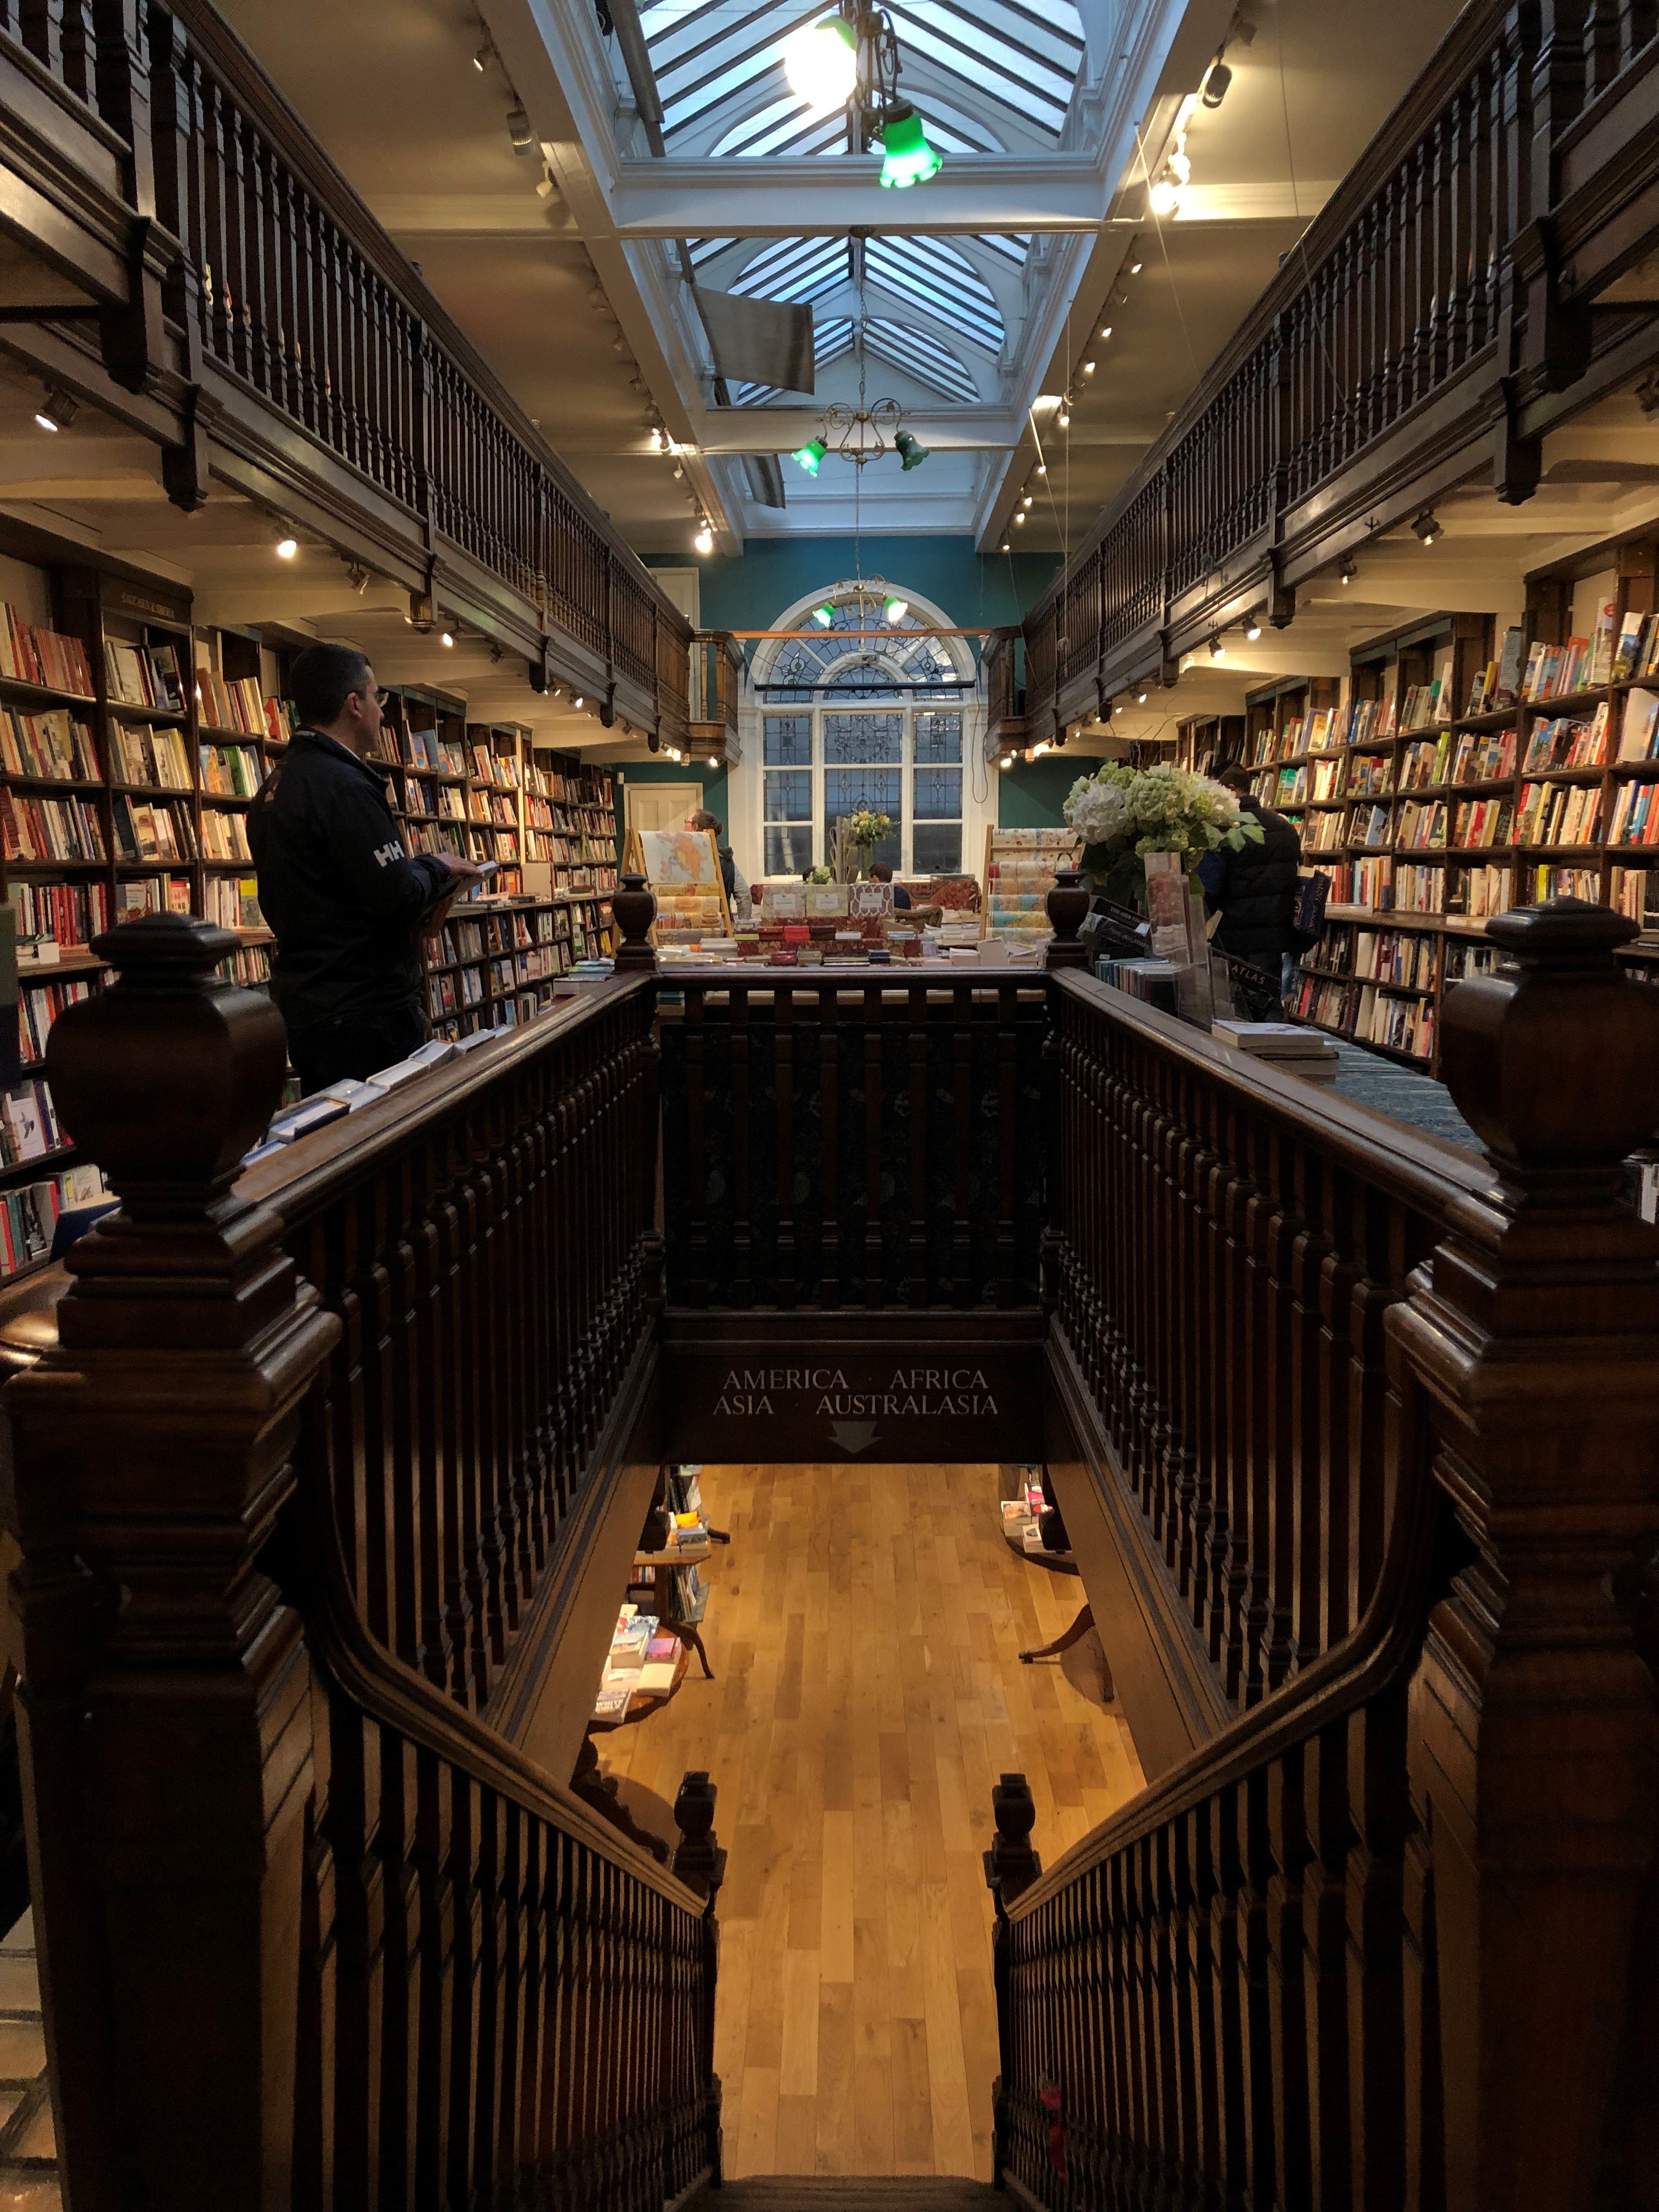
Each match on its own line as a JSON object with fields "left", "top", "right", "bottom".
{"left": 881, "top": 8, "right": 1073, "bottom": 131}
{"left": 899, "top": 0, "right": 1083, "bottom": 79}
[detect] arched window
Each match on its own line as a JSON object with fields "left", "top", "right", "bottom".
{"left": 741, "top": 581, "right": 983, "bottom": 878}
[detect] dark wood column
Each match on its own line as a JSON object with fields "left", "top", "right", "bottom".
{"left": 3, "top": 915, "right": 338, "bottom": 2210}
{"left": 1394, "top": 896, "right": 1659, "bottom": 2212}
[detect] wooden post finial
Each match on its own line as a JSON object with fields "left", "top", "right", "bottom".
{"left": 672, "top": 1769, "right": 726, "bottom": 1898}
{"left": 1044, "top": 866, "right": 1091, "bottom": 969}
{"left": 612, "top": 870, "right": 658, "bottom": 971}
{"left": 1439, "top": 896, "right": 1659, "bottom": 1204}
{"left": 44, "top": 912, "right": 295, "bottom": 1349}
{"left": 983, "top": 1771, "right": 1041, "bottom": 1904}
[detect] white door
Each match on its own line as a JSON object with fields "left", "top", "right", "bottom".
{"left": 626, "top": 782, "right": 703, "bottom": 838}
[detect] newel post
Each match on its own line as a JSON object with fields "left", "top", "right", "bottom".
{"left": 1389, "top": 899, "right": 1659, "bottom": 2212}
{"left": 612, "top": 870, "right": 658, "bottom": 972}
{"left": 2, "top": 915, "right": 338, "bottom": 2211}
{"left": 1044, "top": 864, "right": 1091, "bottom": 969}
{"left": 983, "top": 1772, "right": 1041, "bottom": 2190}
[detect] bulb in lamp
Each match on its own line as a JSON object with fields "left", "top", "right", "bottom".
{"left": 783, "top": 16, "right": 857, "bottom": 109}
{"left": 693, "top": 523, "right": 714, "bottom": 554}
{"left": 877, "top": 103, "right": 943, "bottom": 189}
{"left": 1149, "top": 177, "right": 1180, "bottom": 216}
{"left": 884, "top": 597, "right": 909, "bottom": 624}
{"left": 274, "top": 534, "right": 298, "bottom": 560}
{"left": 792, "top": 437, "right": 827, "bottom": 477}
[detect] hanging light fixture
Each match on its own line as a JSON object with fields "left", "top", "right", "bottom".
{"left": 894, "top": 430, "right": 930, "bottom": 470}
{"left": 884, "top": 597, "right": 909, "bottom": 623}
{"left": 812, "top": 603, "right": 836, "bottom": 627}
{"left": 783, "top": 14, "right": 858, "bottom": 107}
{"left": 877, "top": 101, "right": 942, "bottom": 189}
{"left": 792, "top": 437, "right": 827, "bottom": 477}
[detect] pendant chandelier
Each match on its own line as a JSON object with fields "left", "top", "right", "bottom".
{"left": 782, "top": 7, "right": 943, "bottom": 190}
{"left": 792, "top": 270, "right": 932, "bottom": 478}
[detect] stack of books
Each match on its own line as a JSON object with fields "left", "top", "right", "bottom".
{"left": 1212, "top": 1019, "right": 1341, "bottom": 1084}
{"left": 592, "top": 1605, "right": 681, "bottom": 1721}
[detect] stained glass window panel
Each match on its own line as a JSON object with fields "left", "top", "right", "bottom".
{"left": 764, "top": 715, "right": 812, "bottom": 766}
{"left": 913, "top": 823, "right": 963, "bottom": 873}
{"left": 915, "top": 713, "right": 963, "bottom": 764}
{"left": 765, "top": 824, "right": 814, "bottom": 875}
{"left": 913, "top": 767, "right": 962, "bottom": 819}
{"left": 825, "top": 767, "right": 902, "bottom": 868}
{"left": 765, "top": 770, "right": 811, "bottom": 821}
{"left": 823, "top": 713, "right": 902, "bottom": 764}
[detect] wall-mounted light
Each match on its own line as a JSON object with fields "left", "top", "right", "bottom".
{"left": 274, "top": 532, "right": 298, "bottom": 560}
{"left": 1244, "top": 612, "right": 1262, "bottom": 640}
{"left": 33, "top": 388, "right": 77, "bottom": 433}
{"left": 1412, "top": 510, "right": 1442, "bottom": 546}
{"left": 1209, "top": 635, "right": 1225, "bottom": 659}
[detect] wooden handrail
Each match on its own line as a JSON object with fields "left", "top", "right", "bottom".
{"left": 986, "top": 896, "right": 1659, "bottom": 2212}
{"left": 2, "top": 913, "right": 717, "bottom": 2210}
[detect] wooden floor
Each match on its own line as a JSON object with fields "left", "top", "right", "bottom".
{"left": 598, "top": 1463, "right": 1146, "bottom": 2181}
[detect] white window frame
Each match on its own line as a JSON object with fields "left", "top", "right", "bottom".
{"left": 735, "top": 581, "right": 989, "bottom": 883}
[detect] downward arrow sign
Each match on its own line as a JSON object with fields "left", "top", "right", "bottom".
{"left": 829, "top": 1420, "right": 878, "bottom": 1455}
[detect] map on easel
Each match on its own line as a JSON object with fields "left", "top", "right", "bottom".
{"left": 625, "top": 824, "right": 733, "bottom": 944}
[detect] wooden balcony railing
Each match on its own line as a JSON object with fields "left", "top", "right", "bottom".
{"left": 1020, "top": 0, "right": 1659, "bottom": 736}
{"left": 986, "top": 897, "right": 1659, "bottom": 2212}
{"left": 983, "top": 627, "right": 1025, "bottom": 751}
{"left": 2, "top": 917, "right": 716, "bottom": 2211}
{"left": 0, "top": 0, "right": 692, "bottom": 735}
{"left": 689, "top": 632, "right": 743, "bottom": 752}
{"left": 658, "top": 968, "right": 1048, "bottom": 1311}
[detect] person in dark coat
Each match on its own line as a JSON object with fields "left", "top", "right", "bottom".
{"left": 1197, "top": 764, "right": 1302, "bottom": 985}
{"left": 868, "top": 861, "right": 911, "bottom": 909}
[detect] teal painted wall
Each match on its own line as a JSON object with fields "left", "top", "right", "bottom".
{"left": 998, "top": 757, "right": 1079, "bottom": 831}
{"left": 646, "top": 535, "right": 1057, "bottom": 640}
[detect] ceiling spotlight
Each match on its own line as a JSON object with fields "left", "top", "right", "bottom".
{"left": 1000, "top": 753, "right": 1015, "bottom": 769}
{"left": 792, "top": 437, "right": 827, "bottom": 477}
{"left": 877, "top": 102, "right": 943, "bottom": 189}
{"left": 673, "top": 464, "right": 684, "bottom": 479}
{"left": 1137, "top": 686, "right": 1149, "bottom": 704}
{"left": 1081, "top": 360, "right": 1096, "bottom": 375}
{"left": 441, "top": 630, "right": 455, "bottom": 648}
{"left": 33, "top": 388, "right": 77, "bottom": 433}
{"left": 894, "top": 430, "right": 931, "bottom": 470}
{"left": 573, "top": 695, "right": 585, "bottom": 709}
{"left": 274, "top": 532, "right": 298, "bottom": 560}
{"left": 1149, "top": 177, "right": 1181, "bottom": 216}
{"left": 1057, "top": 408, "right": 1071, "bottom": 428}
{"left": 1032, "top": 740, "right": 1051, "bottom": 757}
{"left": 783, "top": 14, "right": 858, "bottom": 108}
{"left": 1014, "top": 511, "right": 1026, "bottom": 527}
{"left": 535, "top": 166, "right": 556, "bottom": 201}
{"left": 650, "top": 427, "right": 663, "bottom": 451}
{"left": 1340, "top": 557, "right": 1357, "bottom": 586}
{"left": 1036, "top": 462, "right": 1047, "bottom": 476}
{"left": 1099, "top": 325, "right": 1113, "bottom": 340}
{"left": 1209, "top": 635, "right": 1225, "bottom": 659}
{"left": 999, "top": 540, "right": 1010, "bottom": 554}
{"left": 346, "top": 561, "right": 369, "bottom": 594}
{"left": 506, "top": 104, "right": 534, "bottom": 154}
{"left": 884, "top": 597, "right": 909, "bottom": 623}
{"left": 693, "top": 521, "right": 715, "bottom": 554}
{"left": 1129, "top": 256, "right": 1143, "bottom": 275}
{"left": 1244, "top": 612, "right": 1262, "bottom": 640}
{"left": 1202, "top": 57, "right": 1232, "bottom": 107}
{"left": 1412, "top": 510, "right": 1442, "bottom": 546}
{"left": 1022, "top": 494, "right": 1034, "bottom": 509}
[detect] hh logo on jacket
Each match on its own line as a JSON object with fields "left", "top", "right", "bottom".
{"left": 372, "top": 841, "right": 403, "bottom": 868}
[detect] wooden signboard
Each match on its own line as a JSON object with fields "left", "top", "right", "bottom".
{"left": 662, "top": 1312, "right": 1046, "bottom": 1464}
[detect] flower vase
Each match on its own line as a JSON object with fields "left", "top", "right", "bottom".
{"left": 856, "top": 840, "right": 876, "bottom": 880}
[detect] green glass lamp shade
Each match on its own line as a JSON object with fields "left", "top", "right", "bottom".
{"left": 894, "top": 430, "right": 930, "bottom": 471}
{"left": 811, "top": 602, "right": 835, "bottom": 627}
{"left": 878, "top": 104, "right": 943, "bottom": 189}
{"left": 792, "top": 437, "right": 827, "bottom": 476}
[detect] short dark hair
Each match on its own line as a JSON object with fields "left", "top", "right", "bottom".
{"left": 868, "top": 860, "right": 894, "bottom": 881}
{"left": 687, "top": 809, "right": 721, "bottom": 834}
{"left": 290, "top": 642, "right": 374, "bottom": 728}
{"left": 1215, "top": 763, "right": 1252, "bottom": 794}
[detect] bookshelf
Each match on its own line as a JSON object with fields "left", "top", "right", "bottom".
{"left": 523, "top": 750, "right": 620, "bottom": 901}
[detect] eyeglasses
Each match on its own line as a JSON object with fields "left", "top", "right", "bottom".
{"left": 350, "top": 687, "right": 391, "bottom": 709}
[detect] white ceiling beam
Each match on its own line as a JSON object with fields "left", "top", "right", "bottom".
{"left": 607, "top": 153, "right": 1109, "bottom": 236}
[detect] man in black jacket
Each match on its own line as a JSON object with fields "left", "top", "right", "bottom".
{"left": 249, "top": 642, "right": 481, "bottom": 1093}
{"left": 1197, "top": 764, "right": 1302, "bottom": 986}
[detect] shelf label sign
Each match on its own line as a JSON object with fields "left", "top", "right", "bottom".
{"left": 667, "top": 1345, "right": 1041, "bottom": 1461}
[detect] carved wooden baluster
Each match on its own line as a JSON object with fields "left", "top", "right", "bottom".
{"left": 818, "top": 984, "right": 842, "bottom": 1305}
{"left": 729, "top": 982, "right": 754, "bottom": 1306}
{"left": 863, "top": 980, "right": 887, "bottom": 1308}
{"left": 5, "top": 913, "right": 337, "bottom": 2206}
{"left": 906, "top": 978, "right": 929, "bottom": 1306}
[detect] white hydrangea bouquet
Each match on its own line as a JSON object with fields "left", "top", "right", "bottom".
{"left": 1063, "top": 761, "right": 1263, "bottom": 909}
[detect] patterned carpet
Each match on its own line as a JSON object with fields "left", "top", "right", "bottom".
{"left": 1324, "top": 1040, "right": 1481, "bottom": 1153}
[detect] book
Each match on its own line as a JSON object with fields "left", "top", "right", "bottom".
{"left": 1212, "top": 1019, "right": 1338, "bottom": 1060}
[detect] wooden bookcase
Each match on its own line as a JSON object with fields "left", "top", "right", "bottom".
{"left": 0, "top": 532, "right": 621, "bottom": 1277}
{"left": 1173, "top": 713, "right": 1246, "bottom": 776}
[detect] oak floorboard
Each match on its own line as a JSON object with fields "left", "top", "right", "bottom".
{"left": 596, "top": 1462, "right": 1146, "bottom": 2179}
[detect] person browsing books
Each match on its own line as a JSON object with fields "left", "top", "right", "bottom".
{"left": 868, "top": 860, "right": 911, "bottom": 909}
{"left": 685, "top": 805, "right": 751, "bottom": 922}
{"left": 1196, "top": 763, "right": 1302, "bottom": 990}
{"left": 249, "top": 642, "right": 482, "bottom": 1093}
